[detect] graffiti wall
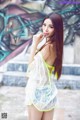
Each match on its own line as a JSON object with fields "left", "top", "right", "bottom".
{"left": 0, "top": 0, "right": 80, "bottom": 65}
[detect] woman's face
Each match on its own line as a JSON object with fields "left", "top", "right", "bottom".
{"left": 42, "top": 18, "right": 55, "bottom": 38}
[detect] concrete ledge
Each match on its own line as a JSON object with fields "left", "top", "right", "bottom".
{"left": 1, "top": 72, "right": 80, "bottom": 89}
{"left": 7, "top": 63, "right": 80, "bottom": 75}
{"left": 7, "top": 63, "right": 28, "bottom": 72}
{"left": 62, "top": 65, "right": 80, "bottom": 75}
{"left": 0, "top": 73, "right": 3, "bottom": 86}
{"left": 2, "top": 73, "right": 27, "bottom": 87}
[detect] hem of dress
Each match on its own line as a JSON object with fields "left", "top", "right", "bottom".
{"left": 26, "top": 102, "right": 59, "bottom": 112}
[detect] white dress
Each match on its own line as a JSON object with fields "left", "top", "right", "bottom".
{"left": 25, "top": 51, "right": 58, "bottom": 111}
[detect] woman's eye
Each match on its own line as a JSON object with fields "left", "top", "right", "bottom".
{"left": 49, "top": 26, "right": 54, "bottom": 28}
{"left": 43, "top": 23, "right": 46, "bottom": 26}
{"left": 43, "top": 23, "right": 54, "bottom": 28}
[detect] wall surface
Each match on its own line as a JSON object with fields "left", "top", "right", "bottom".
{"left": 0, "top": 0, "right": 80, "bottom": 66}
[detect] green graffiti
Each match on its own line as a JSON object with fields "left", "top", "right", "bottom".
{"left": 1, "top": 6, "right": 80, "bottom": 41}
{"left": 2, "top": 18, "right": 44, "bottom": 36}
{"left": 1, "top": 6, "right": 80, "bottom": 36}
{"left": 59, "top": 6, "right": 80, "bottom": 14}
{"left": 0, "top": 50, "right": 10, "bottom": 62}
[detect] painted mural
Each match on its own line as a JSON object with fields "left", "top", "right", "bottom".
{"left": 0, "top": 0, "right": 80, "bottom": 65}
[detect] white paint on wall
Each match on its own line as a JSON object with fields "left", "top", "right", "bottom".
{"left": 63, "top": 44, "right": 74, "bottom": 64}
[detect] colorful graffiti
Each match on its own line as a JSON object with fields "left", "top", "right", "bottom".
{"left": 0, "top": 0, "right": 80, "bottom": 65}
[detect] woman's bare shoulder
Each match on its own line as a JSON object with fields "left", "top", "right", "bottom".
{"left": 40, "top": 44, "right": 51, "bottom": 61}
{"left": 50, "top": 43, "right": 56, "bottom": 51}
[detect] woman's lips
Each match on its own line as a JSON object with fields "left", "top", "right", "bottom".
{"left": 43, "top": 33, "right": 49, "bottom": 36}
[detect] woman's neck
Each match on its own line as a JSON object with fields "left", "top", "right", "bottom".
{"left": 46, "top": 37, "right": 51, "bottom": 44}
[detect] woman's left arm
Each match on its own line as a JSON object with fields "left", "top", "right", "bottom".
{"left": 29, "top": 33, "right": 43, "bottom": 64}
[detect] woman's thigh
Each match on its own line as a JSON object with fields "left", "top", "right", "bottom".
{"left": 28, "top": 105, "right": 43, "bottom": 120}
{"left": 42, "top": 109, "right": 54, "bottom": 120}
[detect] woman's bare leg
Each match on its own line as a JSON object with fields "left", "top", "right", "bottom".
{"left": 28, "top": 105, "right": 43, "bottom": 120}
{"left": 42, "top": 109, "right": 54, "bottom": 120}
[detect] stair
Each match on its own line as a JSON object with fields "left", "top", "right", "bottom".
{"left": 0, "top": 60, "right": 80, "bottom": 89}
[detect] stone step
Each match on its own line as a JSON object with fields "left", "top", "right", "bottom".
{"left": 1, "top": 71, "right": 80, "bottom": 89}
{"left": 2, "top": 71, "right": 27, "bottom": 87}
{"left": 56, "top": 75, "right": 80, "bottom": 89}
{"left": 0, "top": 73, "right": 3, "bottom": 86}
{"left": 7, "top": 62, "right": 28, "bottom": 72}
{"left": 7, "top": 62, "right": 80, "bottom": 75}
{"left": 62, "top": 64, "right": 80, "bottom": 75}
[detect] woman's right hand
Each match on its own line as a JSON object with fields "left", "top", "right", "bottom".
{"left": 32, "top": 32, "right": 44, "bottom": 45}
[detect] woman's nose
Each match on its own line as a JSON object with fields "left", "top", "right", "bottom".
{"left": 45, "top": 27, "right": 48, "bottom": 32}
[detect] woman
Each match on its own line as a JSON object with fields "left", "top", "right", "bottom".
{"left": 25, "top": 13, "right": 63, "bottom": 120}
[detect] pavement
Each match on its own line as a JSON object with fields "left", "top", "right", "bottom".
{"left": 0, "top": 86, "right": 80, "bottom": 120}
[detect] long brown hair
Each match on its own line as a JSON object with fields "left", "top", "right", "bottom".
{"left": 43, "top": 13, "right": 63, "bottom": 80}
